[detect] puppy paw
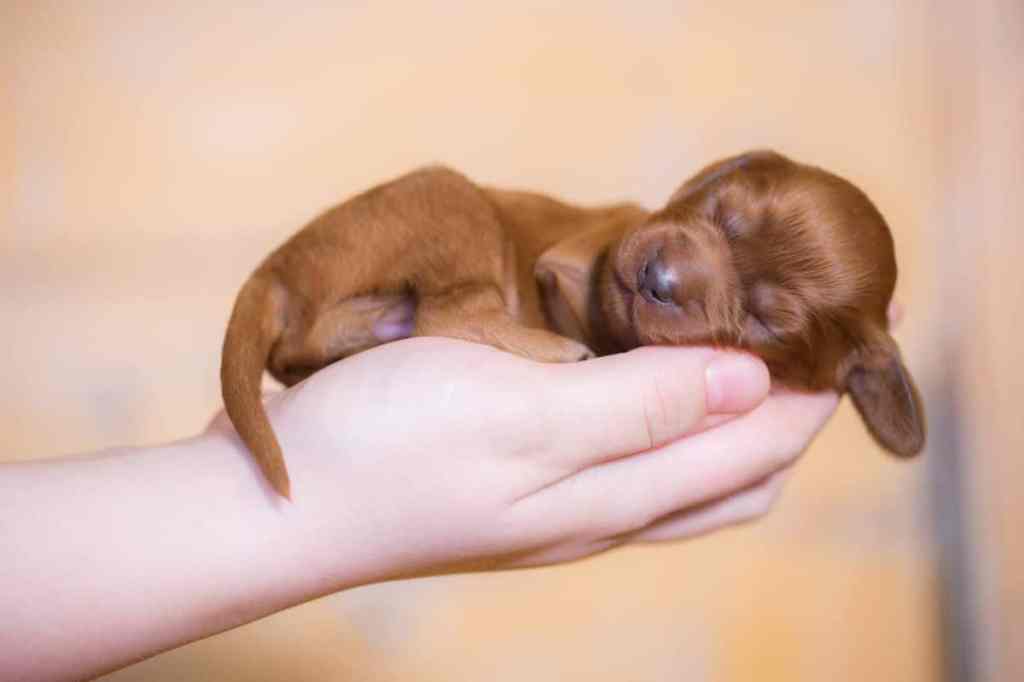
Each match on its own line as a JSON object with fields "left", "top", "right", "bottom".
{"left": 574, "top": 345, "right": 596, "bottom": 361}
{"left": 551, "top": 337, "right": 595, "bottom": 363}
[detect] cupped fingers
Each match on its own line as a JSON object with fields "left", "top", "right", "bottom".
{"left": 619, "top": 467, "right": 792, "bottom": 543}
{"left": 498, "top": 469, "right": 794, "bottom": 570}
{"left": 504, "top": 389, "right": 838, "bottom": 546}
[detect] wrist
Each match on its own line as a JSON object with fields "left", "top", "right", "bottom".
{"left": 0, "top": 433, "right": 379, "bottom": 680}
{"left": 168, "top": 431, "right": 382, "bottom": 619}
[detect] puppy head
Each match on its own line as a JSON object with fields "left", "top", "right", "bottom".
{"left": 600, "top": 150, "right": 924, "bottom": 455}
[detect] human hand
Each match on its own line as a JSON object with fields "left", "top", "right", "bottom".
{"left": 1, "top": 337, "right": 838, "bottom": 680}
{"left": 208, "top": 337, "right": 838, "bottom": 583}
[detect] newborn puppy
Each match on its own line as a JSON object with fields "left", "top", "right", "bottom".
{"left": 222, "top": 150, "right": 925, "bottom": 498}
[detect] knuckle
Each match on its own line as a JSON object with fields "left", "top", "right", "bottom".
{"left": 639, "top": 374, "right": 692, "bottom": 450}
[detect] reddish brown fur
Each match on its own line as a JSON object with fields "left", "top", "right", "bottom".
{"left": 222, "top": 151, "right": 925, "bottom": 498}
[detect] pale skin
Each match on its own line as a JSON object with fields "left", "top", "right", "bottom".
{"left": 1, "top": 338, "right": 842, "bottom": 681}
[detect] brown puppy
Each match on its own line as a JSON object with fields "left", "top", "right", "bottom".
{"left": 222, "top": 150, "right": 925, "bottom": 499}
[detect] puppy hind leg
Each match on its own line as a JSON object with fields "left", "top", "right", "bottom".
{"left": 416, "top": 283, "right": 594, "bottom": 363}
{"left": 269, "top": 292, "right": 417, "bottom": 385}
{"left": 333, "top": 292, "right": 417, "bottom": 345}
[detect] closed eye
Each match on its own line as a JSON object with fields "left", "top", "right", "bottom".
{"left": 745, "top": 307, "right": 785, "bottom": 344}
{"left": 722, "top": 215, "right": 745, "bottom": 239}
{"left": 748, "top": 309, "right": 770, "bottom": 332}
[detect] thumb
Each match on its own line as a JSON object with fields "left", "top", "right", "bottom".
{"left": 535, "top": 347, "right": 769, "bottom": 467}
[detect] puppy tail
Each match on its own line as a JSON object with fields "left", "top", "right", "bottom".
{"left": 220, "top": 275, "right": 292, "bottom": 499}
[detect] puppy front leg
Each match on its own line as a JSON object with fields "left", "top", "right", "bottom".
{"left": 417, "top": 283, "right": 594, "bottom": 363}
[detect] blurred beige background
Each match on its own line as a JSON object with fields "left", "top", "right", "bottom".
{"left": 3, "top": 1, "right": 1020, "bottom": 680}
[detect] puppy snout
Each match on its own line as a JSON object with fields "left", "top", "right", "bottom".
{"left": 639, "top": 252, "right": 680, "bottom": 306}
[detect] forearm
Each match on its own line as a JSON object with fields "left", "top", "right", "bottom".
{"left": 0, "top": 434, "right": 367, "bottom": 681}
{"left": 0, "top": 341, "right": 831, "bottom": 680}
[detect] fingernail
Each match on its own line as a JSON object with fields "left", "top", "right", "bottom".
{"left": 705, "top": 353, "right": 770, "bottom": 413}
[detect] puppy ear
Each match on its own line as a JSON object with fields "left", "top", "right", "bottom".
{"left": 669, "top": 149, "right": 785, "bottom": 204}
{"left": 535, "top": 223, "right": 622, "bottom": 344}
{"left": 846, "top": 341, "right": 926, "bottom": 457}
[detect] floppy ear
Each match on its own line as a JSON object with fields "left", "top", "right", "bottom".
{"left": 669, "top": 149, "right": 784, "bottom": 203}
{"left": 535, "top": 223, "right": 623, "bottom": 345}
{"left": 846, "top": 340, "right": 926, "bottom": 457}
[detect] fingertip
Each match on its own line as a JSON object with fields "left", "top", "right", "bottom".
{"left": 704, "top": 352, "right": 771, "bottom": 414}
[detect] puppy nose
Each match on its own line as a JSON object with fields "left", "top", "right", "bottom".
{"left": 639, "top": 253, "right": 682, "bottom": 306}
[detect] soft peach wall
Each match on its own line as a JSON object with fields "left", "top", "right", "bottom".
{"left": 7, "top": 1, "right": 1017, "bottom": 680}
